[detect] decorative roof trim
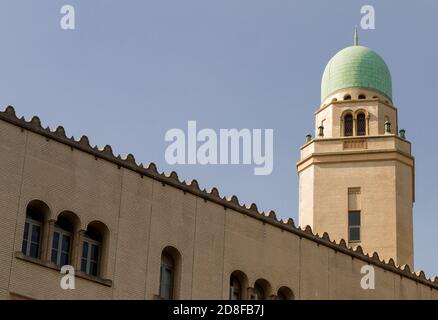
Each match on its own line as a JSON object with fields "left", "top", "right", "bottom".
{"left": 1, "top": 105, "right": 437, "bottom": 290}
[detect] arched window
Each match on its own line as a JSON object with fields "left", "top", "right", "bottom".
{"left": 22, "top": 200, "right": 49, "bottom": 259}
{"left": 358, "top": 94, "right": 366, "bottom": 100}
{"left": 51, "top": 216, "right": 73, "bottom": 266}
{"left": 251, "top": 279, "right": 271, "bottom": 300}
{"left": 344, "top": 114, "right": 353, "bottom": 136}
{"left": 51, "top": 212, "right": 79, "bottom": 267}
{"left": 277, "top": 286, "right": 294, "bottom": 300}
{"left": 356, "top": 113, "right": 366, "bottom": 136}
{"left": 159, "top": 251, "right": 175, "bottom": 300}
{"left": 81, "top": 223, "right": 104, "bottom": 277}
{"left": 252, "top": 283, "right": 265, "bottom": 300}
{"left": 229, "top": 270, "right": 248, "bottom": 300}
{"left": 344, "top": 94, "right": 351, "bottom": 100}
{"left": 229, "top": 275, "right": 241, "bottom": 300}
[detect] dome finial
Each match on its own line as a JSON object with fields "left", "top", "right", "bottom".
{"left": 354, "top": 26, "right": 359, "bottom": 46}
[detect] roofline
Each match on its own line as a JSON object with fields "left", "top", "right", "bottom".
{"left": 1, "top": 105, "right": 437, "bottom": 289}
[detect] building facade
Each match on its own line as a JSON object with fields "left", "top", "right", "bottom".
{"left": 0, "top": 39, "right": 436, "bottom": 300}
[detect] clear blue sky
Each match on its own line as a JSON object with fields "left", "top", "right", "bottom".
{"left": 1, "top": 1, "right": 437, "bottom": 276}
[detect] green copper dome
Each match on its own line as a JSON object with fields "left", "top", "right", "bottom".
{"left": 321, "top": 45, "right": 392, "bottom": 102}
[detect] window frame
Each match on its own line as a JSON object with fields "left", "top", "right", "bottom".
{"left": 251, "top": 284, "right": 265, "bottom": 300}
{"left": 159, "top": 252, "right": 175, "bottom": 300}
{"left": 81, "top": 237, "right": 101, "bottom": 277}
{"left": 348, "top": 210, "right": 361, "bottom": 243}
{"left": 22, "top": 217, "right": 42, "bottom": 259}
{"left": 344, "top": 114, "right": 354, "bottom": 137}
{"left": 229, "top": 275, "right": 241, "bottom": 300}
{"left": 356, "top": 113, "right": 366, "bottom": 136}
{"left": 51, "top": 227, "right": 72, "bottom": 266}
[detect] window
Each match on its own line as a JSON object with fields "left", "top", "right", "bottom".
{"left": 357, "top": 113, "right": 366, "bottom": 136}
{"left": 358, "top": 94, "right": 366, "bottom": 99}
{"left": 51, "top": 216, "right": 73, "bottom": 266}
{"left": 21, "top": 200, "right": 49, "bottom": 259}
{"left": 229, "top": 276, "right": 241, "bottom": 300}
{"left": 81, "top": 238, "right": 100, "bottom": 276}
{"left": 22, "top": 217, "right": 42, "bottom": 258}
{"left": 277, "top": 286, "right": 294, "bottom": 300}
{"left": 348, "top": 211, "right": 361, "bottom": 242}
{"left": 159, "top": 252, "right": 175, "bottom": 300}
{"left": 52, "top": 230, "right": 71, "bottom": 266}
{"left": 81, "top": 224, "right": 103, "bottom": 276}
{"left": 251, "top": 283, "right": 265, "bottom": 300}
{"left": 344, "top": 114, "right": 353, "bottom": 136}
{"left": 344, "top": 94, "right": 351, "bottom": 100}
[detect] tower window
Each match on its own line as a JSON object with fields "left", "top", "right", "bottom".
{"left": 344, "top": 94, "right": 352, "bottom": 100}
{"left": 348, "top": 211, "right": 361, "bottom": 242}
{"left": 356, "top": 113, "right": 366, "bottom": 136}
{"left": 344, "top": 114, "right": 353, "bottom": 136}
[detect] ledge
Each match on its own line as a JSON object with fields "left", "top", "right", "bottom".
{"left": 15, "top": 252, "right": 113, "bottom": 287}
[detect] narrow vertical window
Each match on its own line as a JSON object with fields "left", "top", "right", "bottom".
{"left": 344, "top": 114, "right": 353, "bottom": 136}
{"left": 229, "top": 276, "right": 241, "bottom": 300}
{"left": 348, "top": 211, "right": 361, "bottom": 242}
{"left": 159, "top": 252, "right": 175, "bottom": 300}
{"left": 357, "top": 113, "right": 366, "bottom": 136}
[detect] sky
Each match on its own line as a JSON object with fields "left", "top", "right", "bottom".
{"left": 0, "top": 0, "right": 437, "bottom": 277}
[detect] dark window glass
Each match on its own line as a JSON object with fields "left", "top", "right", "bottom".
{"left": 344, "top": 114, "right": 353, "bottom": 136}
{"left": 81, "top": 242, "right": 89, "bottom": 273}
{"left": 30, "top": 242, "right": 39, "bottom": 258}
{"left": 348, "top": 211, "right": 361, "bottom": 242}
{"left": 277, "top": 292, "right": 286, "bottom": 300}
{"left": 357, "top": 113, "right": 366, "bottom": 136}
{"left": 91, "top": 244, "right": 99, "bottom": 261}
{"left": 349, "top": 227, "right": 360, "bottom": 242}
{"left": 31, "top": 225, "right": 40, "bottom": 242}
{"left": 22, "top": 219, "right": 41, "bottom": 258}
{"left": 81, "top": 239, "right": 101, "bottom": 276}
{"left": 348, "top": 211, "right": 361, "bottom": 225}
{"left": 230, "top": 276, "right": 241, "bottom": 300}
{"left": 62, "top": 235, "right": 70, "bottom": 252}
{"left": 21, "top": 222, "right": 29, "bottom": 254}
{"left": 90, "top": 262, "right": 98, "bottom": 276}
{"left": 81, "top": 259, "right": 87, "bottom": 273}
{"left": 29, "top": 225, "right": 41, "bottom": 258}
{"left": 252, "top": 284, "right": 264, "bottom": 300}
{"left": 82, "top": 242, "right": 89, "bottom": 259}
{"left": 159, "top": 252, "right": 175, "bottom": 299}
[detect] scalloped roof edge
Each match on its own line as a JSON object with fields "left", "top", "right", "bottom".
{"left": 0, "top": 105, "right": 436, "bottom": 289}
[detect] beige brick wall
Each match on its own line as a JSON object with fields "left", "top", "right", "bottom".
{"left": 0, "top": 118, "right": 436, "bottom": 300}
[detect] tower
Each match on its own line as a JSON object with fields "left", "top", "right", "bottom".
{"left": 297, "top": 33, "right": 415, "bottom": 267}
